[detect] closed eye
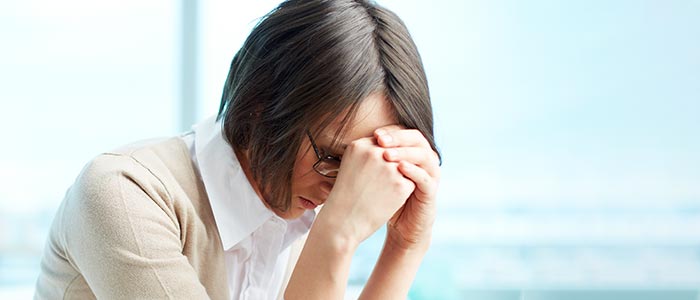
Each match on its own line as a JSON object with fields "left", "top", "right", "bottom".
{"left": 319, "top": 148, "right": 342, "bottom": 162}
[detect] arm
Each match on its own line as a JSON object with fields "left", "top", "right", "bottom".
{"left": 283, "top": 210, "right": 358, "bottom": 299}
{"left": 62, "top": 154, "right": 211, "bottom": 298}
{"left": 358, "top": 233, "right": 428, "bottom": 300}
{"left": 285, "top": 137, "right": 416, "bottom": 299}
{"left": 359, "top": 128, "right": 440, "bottom": 299}
{"left": 286, "top": 128, "right": 439, "bottom": 299}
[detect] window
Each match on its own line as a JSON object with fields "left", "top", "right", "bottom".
{"left": 0, "top": 0, "right": 178, "bottom": 297}
{"left": 2, "top": 1, "right": 699, "bottom": 299}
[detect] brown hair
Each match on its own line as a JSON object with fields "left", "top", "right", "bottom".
{"left": 217, "top": 0, "right": 440, "bottom": 211}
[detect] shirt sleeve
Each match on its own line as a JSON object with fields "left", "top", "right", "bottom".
{"left": 60, "top": 153, "right": 211, "bottom": 299}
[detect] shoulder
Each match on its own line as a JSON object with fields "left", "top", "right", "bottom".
{"left": 67, "top": 137, "right": 193, "bottom": 216}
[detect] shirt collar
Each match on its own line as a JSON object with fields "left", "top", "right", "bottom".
{"left": 191, "top": 116, "right": 315, "bottom": 250}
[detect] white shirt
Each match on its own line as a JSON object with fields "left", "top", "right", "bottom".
{"left": 181, "top": 116, "right": 315, "bottom": 300}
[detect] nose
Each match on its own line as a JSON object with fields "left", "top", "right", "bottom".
{"left": 319, "top": 181, "right": 333, "bottom": 200}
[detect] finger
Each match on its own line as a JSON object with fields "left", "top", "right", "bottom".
{"left": 384, "top": 147, "right": 440, "bottom": 177}
{"left": 374, "top": 124, "right": 404, "bottom": 136}
{"left": 374, "top": 128, "right": 430, "bottom": 149}
{"left": 373, "top": 125, "right": 404, "bottom": 146}
{"left": 397, "top": 161, "right": 438, "bottom": 199}
{"left": 347, "top": 136, "right": 378, "bottom": 147}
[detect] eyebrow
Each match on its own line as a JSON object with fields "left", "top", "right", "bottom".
{"left": 330, "top": 143, "right": 347, "bottom": 156}
{"left": 322, "top": 134, "right": 348, "bottom": 153}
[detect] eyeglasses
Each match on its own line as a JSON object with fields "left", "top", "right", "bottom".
{"left": 306, "top": 131, "right": 341, "bottom": 178}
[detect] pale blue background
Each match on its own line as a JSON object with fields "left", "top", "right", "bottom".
{"left": 1, "top": 1, "right": 699, "bottom": 299}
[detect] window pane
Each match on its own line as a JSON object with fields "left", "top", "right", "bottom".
{"left": 0, "top": 1, "right": 178, "bottom": 297}
{"left": 376, "top": 1, "right": 700, "bottom": 299}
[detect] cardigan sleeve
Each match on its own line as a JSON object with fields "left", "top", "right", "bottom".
{"left": 59, "top": 153, "right": 211, "bottom": 299}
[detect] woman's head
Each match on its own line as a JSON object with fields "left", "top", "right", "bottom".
{"left": 218, "top": 0, "right": 439, "bottom": 216}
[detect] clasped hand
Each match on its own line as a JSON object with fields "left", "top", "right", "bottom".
{"left": 324, "top": 125, "right": 440, "bottom": 251}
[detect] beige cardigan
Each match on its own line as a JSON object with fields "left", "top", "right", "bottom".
{"left": 34, "top": 137, "right": 304, "bottom": 299}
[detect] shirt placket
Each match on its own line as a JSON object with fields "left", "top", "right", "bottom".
{"left": 243, "top": 218, "right": 286, "bottom": 300}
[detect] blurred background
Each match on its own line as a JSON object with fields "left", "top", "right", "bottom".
{"left": 1, "top": 0, "right": 699, "bottom": 299}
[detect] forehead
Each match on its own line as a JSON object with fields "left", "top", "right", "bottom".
{"left": 322, "top": 93, "right": 397, "bottom": 146}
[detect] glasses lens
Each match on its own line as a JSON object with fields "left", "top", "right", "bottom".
{"left": 314, "top": 159, "right": 339, "bottom": 178}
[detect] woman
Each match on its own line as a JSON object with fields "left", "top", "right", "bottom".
{"left": 35, "top": 0, "right": 440, "bottom": 299}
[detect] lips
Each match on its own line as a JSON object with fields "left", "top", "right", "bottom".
{"left": 300, "top": 197, "right": 318, "bottom": 210}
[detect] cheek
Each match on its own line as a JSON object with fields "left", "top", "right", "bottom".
{"left": 291, "top": 143, "right": 319, "bottom": 190}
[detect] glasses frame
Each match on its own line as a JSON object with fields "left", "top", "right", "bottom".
{"left": 306, "top": 131, "right": 341, "bottom": 178}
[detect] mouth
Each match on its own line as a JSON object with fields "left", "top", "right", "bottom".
{"left": 299, "top": 197, "right": 318, "bottom": 210}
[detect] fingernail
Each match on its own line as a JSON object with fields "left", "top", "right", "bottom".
{"left": 380, "top": 134, "right": 392, "bottom": 144}
{"left": 386, "top": 149, "right": 398, "bottom": 159}
{"left": 375, "top": 130, "right": 387, "bottom": 140}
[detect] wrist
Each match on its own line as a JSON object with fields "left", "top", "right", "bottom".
{"left": 312, "top": 208, "right": 362, "bottom": 256}
{"left": 385, "top": 226, "right": 432, "bottom": 255}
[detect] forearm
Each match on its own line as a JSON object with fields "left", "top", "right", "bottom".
{"left": 285, "top": 209, "right": 359, "bottom": 300}
{"left": 358, "top": 232, "right": 429, "bottom": 300}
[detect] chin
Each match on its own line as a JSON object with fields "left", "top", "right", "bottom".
{"left": 272, "top": 205, "right": 305, "bottom": 220}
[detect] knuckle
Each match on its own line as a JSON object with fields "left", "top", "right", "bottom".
{"left": 407, "top": 128, "right": 422, "bottom": 136}
{"left": 407, "top": 129, "right": 425, "bottom": 140}
{"left": 403, "top": 179, "right": 416, "bottom": 194}
{"left": 346, "top": 140, "right": 362, "bottom": 152}
{"left": 381, "top": 161, "right": 396, "bottom": 173}
{"left": 429, "top": 152, "right": 440, "bottom": 166}
{"left": 367, "top": 147, "right": 383, "bottom": 160}
{"left": 359, "top": 148, "right": 373, "bottom": 160}
{"left": 391, "top": 177, "right": 411, "bottom": 194}
{"left": 347, "top": 140, "right": 374, "bottom": 157}
{"left": 431, "top": 149, "right": 440, "bottom": 160}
